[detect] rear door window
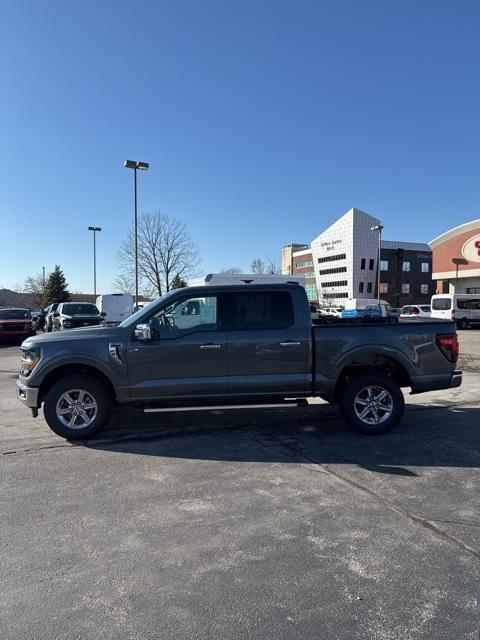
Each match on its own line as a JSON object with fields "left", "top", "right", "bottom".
{"left": 432, "top": 298, "right": 452, "bottom": 310}
{"left": 227, "top": 292, "right": 294, "bottom": 330}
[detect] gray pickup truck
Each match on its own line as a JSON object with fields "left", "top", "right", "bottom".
{"left": 17, "top": 283, "right": 462, "bottom": 440}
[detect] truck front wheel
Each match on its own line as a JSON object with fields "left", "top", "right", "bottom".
{"left": 339, "top": 374, "right": 405, "bottom": 435}
{"left": 43, "top": 375, "right": 111, "bottom": 440}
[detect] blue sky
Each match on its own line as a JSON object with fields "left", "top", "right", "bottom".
{"left": 2, "top": 0, "right": 480, "bottom": 294}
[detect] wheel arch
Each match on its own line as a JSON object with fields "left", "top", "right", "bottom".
{"left": 38, "top": 364, "right": 116, "bottom": 404}
{"left": 333, "top": 348, "right": 412, "bottom": 397}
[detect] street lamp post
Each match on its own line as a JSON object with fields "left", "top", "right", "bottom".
{"left": 87, "top": 226, "right": 102, "bottom": 300}
{"left": 124, "top": 160, "right": 149, "bottom": 307}
{"left": 371, "top": 224, "right": 384, "bottom": 308}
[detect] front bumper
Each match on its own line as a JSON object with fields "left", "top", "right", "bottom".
{"left": 17, "top": 379, "right": 40, "bottom": 408}
{"left": 450, "top": 370, "right": 463, "bottom": 388}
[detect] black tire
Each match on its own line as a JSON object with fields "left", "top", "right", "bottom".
{"left": 338, "top": 374, "right": 405, "bottom": 435}
{"left": 457, "top": 318, "right": 469, "bottom": 330}
{"left": 43, "top": 374, "right": 111, "bottom": 440}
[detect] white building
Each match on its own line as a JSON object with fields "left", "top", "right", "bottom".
{"left": 310, "top": 208, "right": 381, "bottom": 304}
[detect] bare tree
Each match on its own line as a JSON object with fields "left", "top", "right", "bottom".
{"left": 250, "top": 258, "right": 265, "bottom": 273}
{"left": 117, "top": 211, "right": 201, "bottom": 297}
{"left": 23, "top": 272, "right": 47, "bottom": 308}
{"left": 220, "top": 267, "right": 243, "bottom": 274}
{"left": 112, "top": 271, "right": 135, "bottom": 296}
{"left": 265, "top": 256, "right": 280, "bottom": 274}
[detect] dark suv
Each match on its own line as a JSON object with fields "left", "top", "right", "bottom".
{"left": 0, "top": 308, "right": 36, "bottom": 342}
{"left": 52, "top": 302, "right": 104, "bottom": 331}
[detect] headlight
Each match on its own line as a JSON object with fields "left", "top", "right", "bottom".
{"left": 20, "top": 349, "right": 40, "bottom": 377}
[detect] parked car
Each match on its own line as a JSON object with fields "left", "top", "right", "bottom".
{"left": 342, "top": 298, "right": 391, "bottom": 318}
{"left": 400, "top": 305, "right": 431, "bottom": 318}
{"left": 0, "top": 308, "right": 36, "bottom": 342}
{"left": 17, "top": 282, "right": 461, "bottom": 441}
{"left": 52, "top": 302, "right": 104, "bottom": 331}
{"left": 44, "top": 303, "right": 59, "bottom": 333}
{"left": 31, "top": 310, "right": 46, "bottom": 331}
{"left": 318, "top": 307, "right": 344, "bottom": 317}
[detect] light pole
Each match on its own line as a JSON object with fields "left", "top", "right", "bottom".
{"left": 88, "top": 226, "right": 102, "bottom": 300}
{"left": 124, "top": 160, "right": 149, "bottom": 307}
{"left": 371, "top": 224, "right": 384, "bottom": 308}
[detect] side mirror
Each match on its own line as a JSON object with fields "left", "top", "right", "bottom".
{"left": 134, "top": 323, "right": 152, "bottom": 341}
{"left": 101, "top": 311, "right": 107, "bottom": 317}
{"left": 53, "top": 312, "right": 60, "bottom": 317}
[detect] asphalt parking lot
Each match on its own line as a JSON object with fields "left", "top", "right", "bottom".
{"left": 1, "top": 331, "right": 479, "bottom": 639}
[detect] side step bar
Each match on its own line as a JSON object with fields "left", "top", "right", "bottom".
{"left": 144, "top": 400, "right": 307, "bottom": 414}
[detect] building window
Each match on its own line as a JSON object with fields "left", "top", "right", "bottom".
{"left": 367, "top": 282, "right": 372, "bottom": 293}
{"left": 380, "top": 283, "right": 388, "bottom": 294}
{"left": 318, "top": 266, "right": 347, "bottom": 276}
{"left": 467, "top": 287, "right": 480, "bottom": 294}
{"left": 420, "top": 284, "right": 429, "bottom": 294}
{"left": 318, "top": 253, "right": 346, "bottom": 264}
{"left": 403, "top": 261, "right": 411, "bottom": 272}
{"left": 323, "top": 292, "right": 348, "bottom": 299}
{"left": 321, "top": 280, "right": 348, "bottom": 288}
{"left": 305, "top": 283, "right": 318, "bottom": 301}
{"left": 421, "top": 262, "right": 429, "bottom": 273}
{"left": 302, "top": 272, "right": 315, "bottom": 279}
{"left": 402, "top": 283, "right": 410, "bottom": 293}
{"left": 380, "top": 260, "right": 389, "bottom": 271}
{"left": 369, "top": 259, "right": 374, "bottom": 270}
{"left": 295, "top": 260, "right": 313, "bottom": 269}
{"left": 360, "top": 259, "right": 366, "bottom": 270}
{"left": 359, "top": 282, "right": 364, "bottom": 293}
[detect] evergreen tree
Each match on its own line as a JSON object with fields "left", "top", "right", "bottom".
{"left": 43, "top": 265, "right": 71, "bottom": 305}
{"left": 171, "top": 274, "right": 188, "bottom": 289}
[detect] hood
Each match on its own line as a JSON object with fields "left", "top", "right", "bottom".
{"left": 21, "top": 325, "right": 125, "bottom": 348}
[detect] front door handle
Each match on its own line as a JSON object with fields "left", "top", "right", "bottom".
{"left": 200, "top": 344, "right": 222, "bottom": 349}
{"left": 280, "top": 341, "right": 301, "bottom": 347}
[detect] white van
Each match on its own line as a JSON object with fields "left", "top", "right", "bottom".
{"left": 96, "top": 294, "right": 134, "bottom": 324}
{"left": 431, "top": 294, "right": 480, "bottom": 329}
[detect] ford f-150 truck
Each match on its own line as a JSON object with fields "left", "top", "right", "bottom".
{"left": 17, "top": 283, "right": 462, "bottom": 440}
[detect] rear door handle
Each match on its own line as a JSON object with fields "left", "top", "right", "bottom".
{"left": 200, "top": 344, "right": 222, "bottom": 349}
{"left": 280, "top": 341, "right": 301, "bottom": 347}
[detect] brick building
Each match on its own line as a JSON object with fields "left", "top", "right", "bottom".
{"left": 429, "top": 219, "right": 480, "bottom": 294}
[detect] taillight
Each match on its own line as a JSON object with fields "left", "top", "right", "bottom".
{"left": 436, "top": 334, "right": 459, "bottom": 363}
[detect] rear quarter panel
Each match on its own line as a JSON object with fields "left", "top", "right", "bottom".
{"left": 313, "top": 319, "right": 457, "bottom": 395}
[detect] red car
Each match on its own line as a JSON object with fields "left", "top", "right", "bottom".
{"left": 0, "top": 308, "right": 36, "bottom": 342}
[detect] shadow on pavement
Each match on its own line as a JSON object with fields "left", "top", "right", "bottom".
{"left": 85, "top": 403, "right": 480, "bottom": 475}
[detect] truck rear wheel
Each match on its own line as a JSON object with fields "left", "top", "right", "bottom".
{"left": 339, "top": 374, "right": 405, "bottom": 435}
{"left": 43, "top": 375, "right": 111, "bottom": 440}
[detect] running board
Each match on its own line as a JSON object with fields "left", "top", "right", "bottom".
{"left": 144, "top": 401, "right": 305, "bottom": 414}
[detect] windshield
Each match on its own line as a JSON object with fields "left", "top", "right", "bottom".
{"left": 0, "top": 309, "right": 31, "bottom": 320}
{"left": 432, "top": 298, "right": 452, "bottom": 311}
{"left": 61, "top": 303, "right": 99, "bottom": 315}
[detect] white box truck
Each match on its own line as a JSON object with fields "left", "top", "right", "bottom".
{"left": 96, "top": 294, "right": 134, "bottom": 325}
{"left": 189, "top": 273, "right": 306, "bottom": 287}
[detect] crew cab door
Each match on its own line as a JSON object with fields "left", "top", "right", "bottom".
{"left": 126, "top": 293, "right": 227, "bottom": 401}
{"left": 224, "top": 290, "right": 310, "bottom": 397}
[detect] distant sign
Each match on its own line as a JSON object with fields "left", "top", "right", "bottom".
{"left": 462, "top": 234, "right": 480, "bottom": 263}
